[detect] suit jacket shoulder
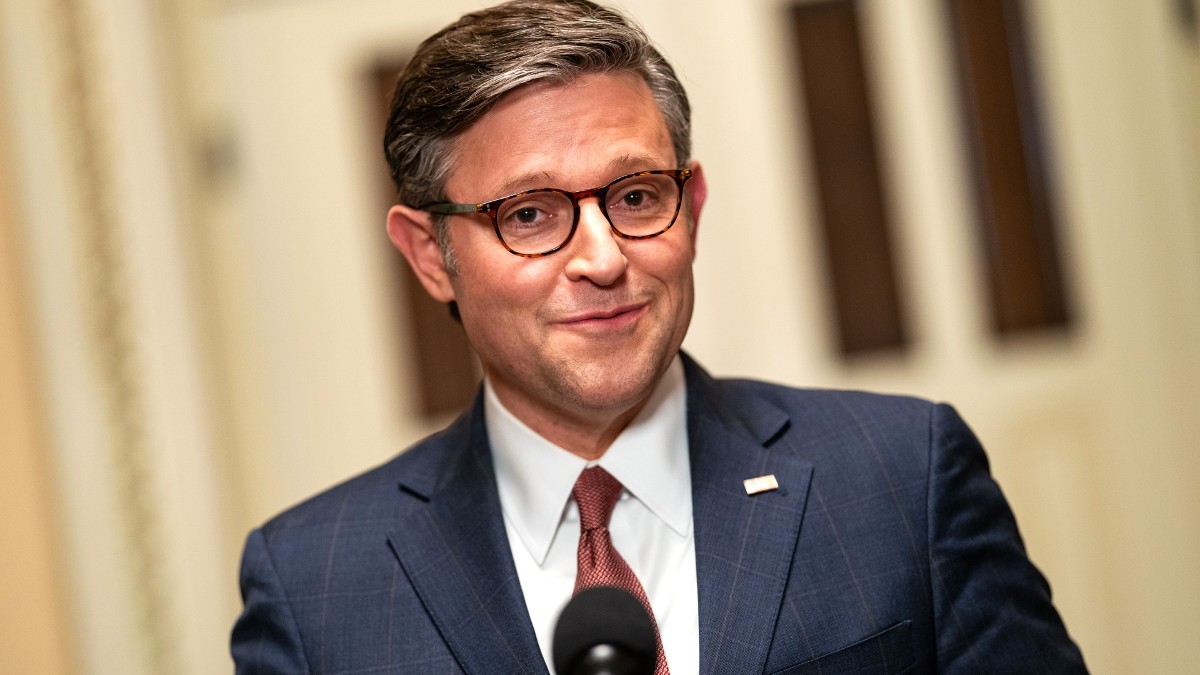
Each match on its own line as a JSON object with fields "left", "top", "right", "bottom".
{"left": 681, "top": 354, "right": 1085, "bottom": 674}
{"left": 232, "top": 396, "right": 547, "bottom": 674}
{"left": 254, "top": 402, "right": 477, "bottom": 539}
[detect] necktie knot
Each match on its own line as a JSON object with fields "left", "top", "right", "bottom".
{"left": 572, "top": 466, "right": 622, "bottom": 531}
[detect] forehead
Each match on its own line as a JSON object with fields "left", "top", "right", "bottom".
{"left": 446, "top": 71, "right": 675, "bottom": 199}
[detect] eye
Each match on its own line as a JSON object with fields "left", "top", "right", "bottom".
{"left": 512, "top": 206, "right": 543, "bottom": 224}
{"left": 496, "top": 192, "right": 569, "bottom": 235}
{"left": 501, "top": 206, "right": 551, "bottom": 230}
{"left": 609, "top": 182, "right": 662, "bottom": 212}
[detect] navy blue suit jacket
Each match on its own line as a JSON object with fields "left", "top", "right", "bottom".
{"left": 232, "top": 355, "right": 1085, "bottom": 673}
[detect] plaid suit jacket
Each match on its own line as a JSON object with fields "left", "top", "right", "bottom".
{"left": 232, "top": 354, "right": 1085, "bottom": 674}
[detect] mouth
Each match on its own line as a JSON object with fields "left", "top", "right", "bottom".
{"left": 556, "top": 303, "right": 649, "bottom": 330}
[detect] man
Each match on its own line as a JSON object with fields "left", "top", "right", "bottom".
{"left": 232, "top": 1, "right": 1086, "bottom": 673}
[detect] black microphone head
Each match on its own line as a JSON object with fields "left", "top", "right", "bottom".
{"left": 552, "top": 586, "right": 656, "bottom": 675}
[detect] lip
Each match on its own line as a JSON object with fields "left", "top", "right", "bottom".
{"left": 555, "top": 303, "right": 649, "bottom": 330}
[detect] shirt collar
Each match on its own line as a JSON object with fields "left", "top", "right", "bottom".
{"left": 487, "top": 355, "right": 691, "bottom": 565}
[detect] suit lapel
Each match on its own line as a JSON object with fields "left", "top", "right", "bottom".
{"left": 386, "top": 400, "right": 547, "bottom": 674}
{"left": 684, "top": 357, "right": 814, "bottom": 675}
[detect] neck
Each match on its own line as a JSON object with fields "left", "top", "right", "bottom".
{"left": 486, "top": 376, "right": 669, "bottom": 461}
{"left": 499, "top": 390, "right": 654, "bottom": 461}
{"left": 484, "top": 356, "right": 680, "bottom": 460}
{"left": 542, "top": 397, "right": 654, "bottom": 461}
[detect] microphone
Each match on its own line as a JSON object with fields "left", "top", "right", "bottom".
{"left": 552, "top": 586, "right": 657, "bottom": 675}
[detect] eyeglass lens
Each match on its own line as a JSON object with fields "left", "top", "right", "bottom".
{"left": 495, "top": 172, "right": 681, "bottom": 255}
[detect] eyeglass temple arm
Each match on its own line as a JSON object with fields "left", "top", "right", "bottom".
{"left": 424, "top": 202, "right": 483, "bottom": 214}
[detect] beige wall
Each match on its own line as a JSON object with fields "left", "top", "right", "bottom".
{"left": 0, "top": 76, "right": 75, "bottom": 675}
{"left": 1, "top": 0, "right": 234, "bottom": 672}
{"left": 1, "top": 0, "right": 1197, "bottom": 672}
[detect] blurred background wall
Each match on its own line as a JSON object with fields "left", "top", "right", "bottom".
{"left": 1, "top": 0, "right": 1197, "bottom": 672}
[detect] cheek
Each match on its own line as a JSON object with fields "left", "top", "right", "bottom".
{"left": 649, "top": 241, "right": 695, "bottom": 289}
{"left": 663, "top": 254, "right": 697, "bottom": 325}
{"left": 454, "top": 256, "right": 558, "bottom": 323}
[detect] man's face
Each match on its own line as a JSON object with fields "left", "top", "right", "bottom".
{"left": 435, "top": 71, "right": 705, "bottom": 438}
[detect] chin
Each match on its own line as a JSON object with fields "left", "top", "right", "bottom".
{"left": 552, "top": 348, "right": 668, "bottom": 411}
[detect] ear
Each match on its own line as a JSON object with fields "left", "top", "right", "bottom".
{"left": 684, "top": 160, "right": 707, "bottom": 255}
{"left": 387, "top": 204, "right": 456, "bottom": 303}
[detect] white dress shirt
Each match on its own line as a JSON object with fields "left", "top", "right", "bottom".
{"left": 486, "top": 356, "right": 699, "bottom": 674}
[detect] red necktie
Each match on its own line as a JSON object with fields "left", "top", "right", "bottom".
{"left": 572, "top": 466, "right": 669, "bottom": 675}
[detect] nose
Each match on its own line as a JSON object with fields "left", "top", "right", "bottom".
{"left": 563, "top": 199, "right": 627, "bottom": 285}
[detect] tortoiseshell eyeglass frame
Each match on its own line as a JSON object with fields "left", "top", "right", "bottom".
{"left": 421, "top": 168, "right": 693, "bottom": 258}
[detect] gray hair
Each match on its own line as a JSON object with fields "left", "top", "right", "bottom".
{"left": 382, "top": 0, "right": 692, "bottom": 269}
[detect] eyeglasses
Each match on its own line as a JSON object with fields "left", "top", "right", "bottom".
{"left": 423, "top": 168, "right": 693, "bottom": 257}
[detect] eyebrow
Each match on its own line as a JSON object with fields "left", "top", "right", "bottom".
{"left": 606, "top": 153, "right": 669, "bottom": 175}
{"left": 485, "top": 153, "right": 672, "bottom": 201}
{"left": 491, "top": 170, "right": 558, "bottom": 199}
